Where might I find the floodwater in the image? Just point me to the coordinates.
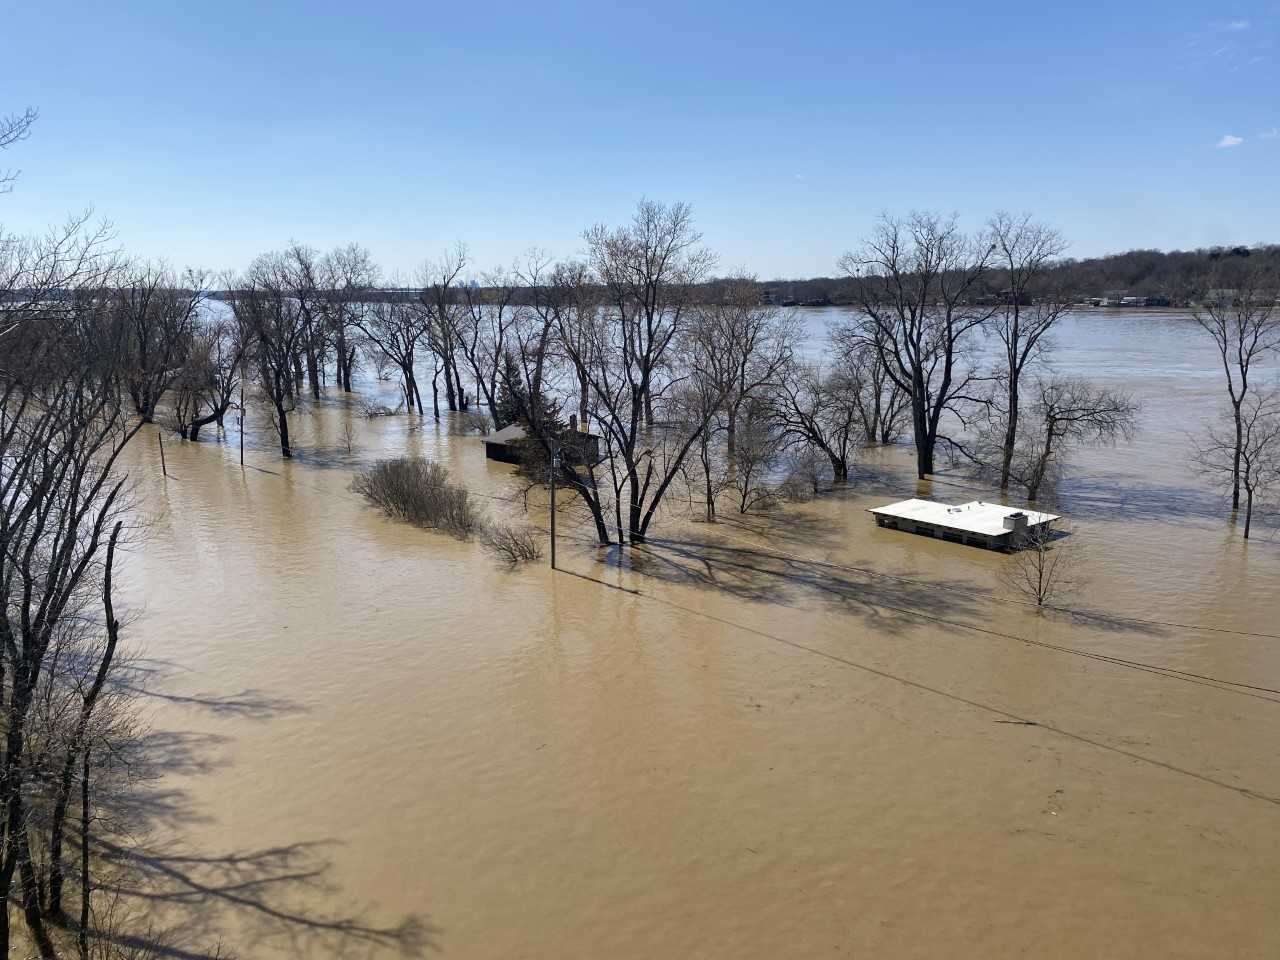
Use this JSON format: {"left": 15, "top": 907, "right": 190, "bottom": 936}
{"left": 113, "top": 310, "right": 1280, "bottom": 958}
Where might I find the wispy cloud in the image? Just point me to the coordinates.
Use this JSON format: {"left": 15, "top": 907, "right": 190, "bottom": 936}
{"left": 1217, "top": 134, "right": 1245, "bottom": 147}
{"left": 1260, "top": 128, "right": 1280, "bottom": 140}
{"left": 1214, "top": 18, "right": 1251, "bottom": 30}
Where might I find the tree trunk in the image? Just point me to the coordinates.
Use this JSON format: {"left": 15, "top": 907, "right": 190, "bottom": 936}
{"left": 306, "top": 343, "right": 321, "bottom": 401}
{"left": 1000, "top": 376, "right": 1019, "bottom": 490}
{"left": 335, "top": 325, "right": 349, "bottom": 392}
{"left": 1232, "top": 405, "right": 1243, "bottom": 511}
{"left": 911, "top": 385, "right": 932, "bottom": 478}
{"left": 402, "top": 368, "right": 416, "bottom": 412}
{"left": 443, "top": 356, "right": 458, "bottom": 411}
{"left": 276, "top": 399, "right": 292, "bottom": 458}
{"left": 47, "top": 753, "right": 76, "bottom": 921}
{"left": 78, "top": 746, "right": 90, "bottom": 960}
{"left": 1244, "top": 489, "right": 1253, "bottom": 539}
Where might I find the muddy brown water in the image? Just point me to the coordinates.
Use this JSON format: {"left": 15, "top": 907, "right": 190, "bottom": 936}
{"left": 113, "top": 310, "right": 1280, "bottom": 958}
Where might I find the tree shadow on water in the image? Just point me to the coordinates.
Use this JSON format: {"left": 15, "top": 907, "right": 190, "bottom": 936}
{"left": 82, "top": 667, "right": 439, "bottom": 958}
{"left": 93, "top": 836, "right": 436, "bottom": 959}
{"left": 623, "top": 534, "right": 988, "bottom": 638}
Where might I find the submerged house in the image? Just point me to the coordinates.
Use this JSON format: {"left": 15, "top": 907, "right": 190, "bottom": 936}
{"left": 869, "top": 499, "right": 1059, "bottom": 550}
{"left": 483, "top": 419, "right": 602, "bottom": 467}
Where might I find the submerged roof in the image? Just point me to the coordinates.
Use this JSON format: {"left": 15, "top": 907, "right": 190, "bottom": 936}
{"left": 869, "top": 499, "right": 1060, "bottom": 537}
{"left": 485, "top": 423, "right": 528, "bottom": 445}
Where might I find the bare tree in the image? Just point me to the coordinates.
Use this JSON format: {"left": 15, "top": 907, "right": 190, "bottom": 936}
{"left": 544, "top": 259, "right": 602, "bottom": 431}
{"left": 114, "top": 264, "right": 208, "bottom": 422}
{"left": 690, "top": 276, "right": 795, "bottom": 457}
{"left": 283, "top": 243, "right": 327, "bottom": 401}
{"left": 1194, "top": 390, "right": 1280, "bottom": 539}
{"left": 319, "top": 244, "right": 378, "bottom": 392}
{"left": 228, "top": 253, "right": 308, "bottom": 457}
{"left": 0, "top": 282, "right": 141, "bottom": 955}
{"left": 171, "top": 313, "right": 250, "bottom": 441}
{"left": 770, "top": 359, "right": 862, "bottom": 483}
{"left": 458, "top": 265, "right": 518, "bottom": 420}
{"left": 1191, "top": 275, "right": 1279, "bottom": 512}
{"left": 586, "top": 198, "right": 716, "bottom": 430}
{"left": 1009, "top": 377, "right": 1138, "bottom": 501}
{"left": 575, "top": 200, "right": 721, "bottom": 542}
{"left": 839, "top": 213, "right": 997, "bottom": 478}
{"left": 989, "top": 212, "right": 1070, "bottom": 488}
{"left": 418, "top": 244, "right": 469, "bottom": 412}
{"left": 831, "top": 326, "right": 909, "bottom": 445}
{"left": 354, "top": 299, "right": 428, "bottom": 415}
{"left": 1002, "top": 519, "right": 1076, "bottom": 606}
{"left": 0, "top": 106, "right": 38, "bottom": 192}
{"left": 730, "top": 404, "right": 781, "bottom": 514}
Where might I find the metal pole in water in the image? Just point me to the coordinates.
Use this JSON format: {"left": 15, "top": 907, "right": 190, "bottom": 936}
{"left": 157, "top": 429, "right": 168, "bottom": 478}
{"left": 550, "top": 446, "right": 560, "bottom": 570}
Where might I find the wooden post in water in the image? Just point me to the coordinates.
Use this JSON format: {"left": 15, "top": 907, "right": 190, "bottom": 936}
{"left": 549, "top": 446, "right": 560, "bottom": 570}
{"left": 157, "top": 429, "right": 168, "bottom": 478}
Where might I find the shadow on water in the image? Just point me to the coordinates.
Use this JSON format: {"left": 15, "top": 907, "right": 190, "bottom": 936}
{"left": 84, "top": 665, "right": 438, "bottom": 958}
{"left": 619, "top": 534, "right": 988, "bottom": 638}
{"left": 1058, "top": 472, "right": 1228, "bottom": 524}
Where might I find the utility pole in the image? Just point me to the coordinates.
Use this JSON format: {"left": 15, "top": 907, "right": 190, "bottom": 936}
{"left": 549, "top": 446, "right": 560, "bottom": 570}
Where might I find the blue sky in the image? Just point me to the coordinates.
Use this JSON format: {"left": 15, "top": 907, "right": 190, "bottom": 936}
{"left": 2, "top": 0, "right": 1277, "bottom": 279}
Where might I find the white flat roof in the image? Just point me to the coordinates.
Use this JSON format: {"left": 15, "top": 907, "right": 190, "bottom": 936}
{"left": 868, "top": 499, "right": 1060, "bottom": 537}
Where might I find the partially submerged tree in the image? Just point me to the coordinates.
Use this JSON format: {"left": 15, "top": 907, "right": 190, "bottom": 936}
{"left": 988, "top": 213, "right": 1070, "bottom": 489}
{"left": 573, "top": 200, "right": 724, "bottom": 542}
{"left": 1191, "top": 275, "right": 1279, "bottom": 512}
{"left": 418, "top": 244, "right": 469, "bottom": 412}
{"left": 171, "top": 313, "right": 249, "bottom": 441}
{"left": 355, "top": 299, "right": 428, "bottom": 415}
{"left": 770, "top": 359, "right": 862, "bottom": 483}
{"left": 320, "top": 243, "right": 378, "bottom": 392}
{"left": 283, "top": 243, "right": 327, "bottom": 401}
{"left": 1008, "top": 377, "right": 1138, "bottom": 501}
{"left": 114, "top": 264, "right": 208, "bottom": 422}
{"left": 1002, "top": 519, "right": 1076, "bottom": 607}
{"left": 228, "top": 253, "right": 308, "bottom": 457}
{"left": 457, "top": 266, "right": 518, "bottom": 420}
{"left": 839, "top": 213, "right": 997, "bottom": 478}
{"left": 1194, "top": 390, "right": 1280, "bottom": 539}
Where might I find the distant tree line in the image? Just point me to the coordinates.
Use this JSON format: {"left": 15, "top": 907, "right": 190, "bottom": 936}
{"left": 759, "top": 242, "right": 1280, "bottom": 307}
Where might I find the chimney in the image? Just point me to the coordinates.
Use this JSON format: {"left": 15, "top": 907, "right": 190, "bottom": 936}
{"left": 1002, "top": 512, "right": 1028, "bottom": 535}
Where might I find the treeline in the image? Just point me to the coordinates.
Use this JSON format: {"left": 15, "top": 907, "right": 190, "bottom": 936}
{"left": 761, "top": 242, "right": 1280, "bottom": 306}
{"left": 201, "top": 240, "right": 1280, "bottom": 310}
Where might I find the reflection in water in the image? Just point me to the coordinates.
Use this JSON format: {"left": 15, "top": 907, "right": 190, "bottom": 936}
{"left": 116, "top": 312, "right": 1280, "bottom": 958}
